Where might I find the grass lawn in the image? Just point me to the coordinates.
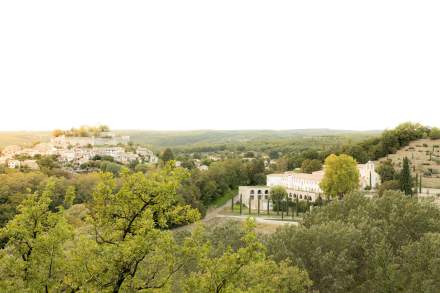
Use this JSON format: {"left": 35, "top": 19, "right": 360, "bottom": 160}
{"left": 211, "top": 189, "right": 237, "bottom": 208}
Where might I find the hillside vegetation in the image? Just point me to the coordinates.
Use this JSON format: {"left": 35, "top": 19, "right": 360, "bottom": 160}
{"left": 378, "top": 138, "right": 440, "bottom": 188}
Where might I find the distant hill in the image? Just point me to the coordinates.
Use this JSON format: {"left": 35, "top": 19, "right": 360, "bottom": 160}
{"left": 378, "top": 138, "right": 440, "bottom": 188}
{"left": 0, "top": 129, "right": 381, "bottom": 150}
{"left": 115, "top": 129, "right": 381, "bottom": 149}
{"left": 0, "top": 131, "right": 51, "bottom": 147}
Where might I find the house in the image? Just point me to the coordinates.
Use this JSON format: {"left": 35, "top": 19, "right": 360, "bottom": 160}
{"left": 136, "top": 147, "right": 159, "bottom": 163}
{"left": 3, "top": 145, "right": 21, "bottom": 156}
{"left": 7, "top": 160, "right": 21, "bottom": 169}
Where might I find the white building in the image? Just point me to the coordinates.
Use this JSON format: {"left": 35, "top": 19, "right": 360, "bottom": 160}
{"left": 51, "top": 133, "right": 130, "bottom": 148}
{"left": 136, "top": 147, "right": 159, "bottom": 163}
{"left": 7, "top": 160, "right": 21, "bottom": 169}
{"left": 239, "top": 161, "right": 380, "bottom": 210}
{"left": 198, "top": 165, "right": 209, "bottom": 171}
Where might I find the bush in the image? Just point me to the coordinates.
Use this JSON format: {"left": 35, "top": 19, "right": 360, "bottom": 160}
{"left": 378, "top": 180, "right": 400, "bottom": 196}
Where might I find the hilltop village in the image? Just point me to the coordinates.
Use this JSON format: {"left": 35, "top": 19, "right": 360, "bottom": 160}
{"left": 0, "top": 127, "right": 158, "bottom": 172}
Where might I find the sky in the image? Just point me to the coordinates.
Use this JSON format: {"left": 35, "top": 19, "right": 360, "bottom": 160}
{"left": 0, "top": 1, "right": 439, "bottom": 131}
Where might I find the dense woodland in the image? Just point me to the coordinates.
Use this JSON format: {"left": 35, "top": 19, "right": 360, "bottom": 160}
{"left": 1, "top": 123, "right": 440, "bottom": 292}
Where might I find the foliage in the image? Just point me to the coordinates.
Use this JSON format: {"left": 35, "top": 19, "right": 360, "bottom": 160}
{"left": 66, "top": 165, "right": 199, "bottom": 292}
{"left": 300, "top": 159, "right": 322, "bottom": 173}
{"left": 267, "top": 191, "right": 440, "bottom": 292}
{"left": 183, "top": 159, "right": 265, "bottom": 208}
{"left": 0, "top": 179, "right": 73, "bottom": 292}
{"left": 161, "top": 148, "right": 175, "bottom": 163}
{"left": 52, "top": 125, "right": 110, "bottom": 137}
{"left": 376, "top": 159, "right": 396, "bottom": 182}
{"left": 378, "top": 180, "right": 400, "bottom": 196}
{"left": 270, "top": 185, "right": 287, "bottom": 202}
{"left": 183, "top": 219, "right": 312, "bottom": 293}
{"left": 399, "top": 157, "right": 413, "bottom": 196}
{"left": 267, "top": 221, "right": 363, "bottom": 292}
{"left": 0, "top": 171, "right": 48, "bottom": 227}
{"left": 320, "top": 154, "right": 360, "bottom": 199}
{"left": 430, "top": 127, "right": 440, "bottom": 140}
{"left": 395, "top": 233, "right": 440, "bottom": 292}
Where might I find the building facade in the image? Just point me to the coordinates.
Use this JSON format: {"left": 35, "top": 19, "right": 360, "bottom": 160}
{"left": 238, "top": 161, "right": 380, "bottom": 210}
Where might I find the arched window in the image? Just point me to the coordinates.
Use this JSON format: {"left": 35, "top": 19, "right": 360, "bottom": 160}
{"left": 299, "top": 195, "right": 303, "bottom": 199}
{"left": 265, "top": 190, "right": 269, "bottom": 195}
{"left": 250, "top": 190, "right": 254, "bottom": 195}
{"left": 258, "top": 190, "right": 262, "bottom": 194}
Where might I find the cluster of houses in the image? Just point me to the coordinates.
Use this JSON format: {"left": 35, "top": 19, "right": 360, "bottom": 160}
{"left": 238, "top": 161, "right": 380, "bottom": 210}
{"left": 0, "top": 132, "right": 159, "bottom": 170}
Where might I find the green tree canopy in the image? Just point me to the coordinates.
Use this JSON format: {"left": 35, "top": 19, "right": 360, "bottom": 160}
{"left": 319, "top": 154, "right": 360, "bottom": 199}
{"left": 183, "top": 219, "right": 312, "bottom": 293}
{"left": 300, "top": 159, "right": 322, "bottom": 173}
{"left": 0, "top": 179, "right": 73, "bottom": 292}
{"left": 270, "top": 185, "right": 288, "bottom": 202}
{"left": 376, "top": 159, "right": 396, "bottom": 182}
{"left": 430, "top": 127, "right": 440, "bottom": 139}
{"left": 66, "top": 165, "right": 200, "bottom": 292}
{"left": 161, "top": 148, "right": 175, "bottom": 163}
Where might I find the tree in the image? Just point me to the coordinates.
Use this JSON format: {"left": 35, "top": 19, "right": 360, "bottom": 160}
{"left": 51, "top": 129, "right": 64, "bottom": 137}
{"left": 183, "top": 219, "right": 312, "bottom": 293}
{"left": 161, "top": 148, "right": 175, "bottom": 163}
{"left": 300, "top": 159, "right": 322, "bottom": 173}
{"left": 376, "top": 159, "right": 396, "bottom": 182}
{"left": 269, "top": 150, "right": 280, "bottom": 159}
{"left": 319, "top": 154, "right": 360, "bottom": 199}
{"left": 345, "top": 144, "right": 369, "bottom": 164}
{"left": 399, "top": 157, "right": 413, "bottom": 196}
{"left": 0, "top": 179, "right": 73, "bottom": 292}
{"left": 268, "top": 191, "right": 440, "bottom": 292}
{"left": 267, "top": 221, "right": 363, "bottom": 293}
{"left": 395, "top": 233, "right": 440, "bottom": 293}
{"left": 430, "top": 127, "right": 440, "bottom": 139}
{"left": 65, "top": 165, "right": 200, "bottom": 292}
{"left": 378, "top": 180, "right": 400, "bottom": 196}
{"left": 270, "top": 186, "right": 287, "bottom": 214}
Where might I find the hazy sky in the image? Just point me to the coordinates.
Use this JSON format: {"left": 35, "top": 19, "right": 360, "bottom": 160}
{"left": 0, "top": 1, "right": 439, "bottom": 131}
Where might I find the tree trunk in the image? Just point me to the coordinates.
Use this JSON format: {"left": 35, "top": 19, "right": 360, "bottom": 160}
{"left": 113, "top": 273, "right": 126, "bottom": 293}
